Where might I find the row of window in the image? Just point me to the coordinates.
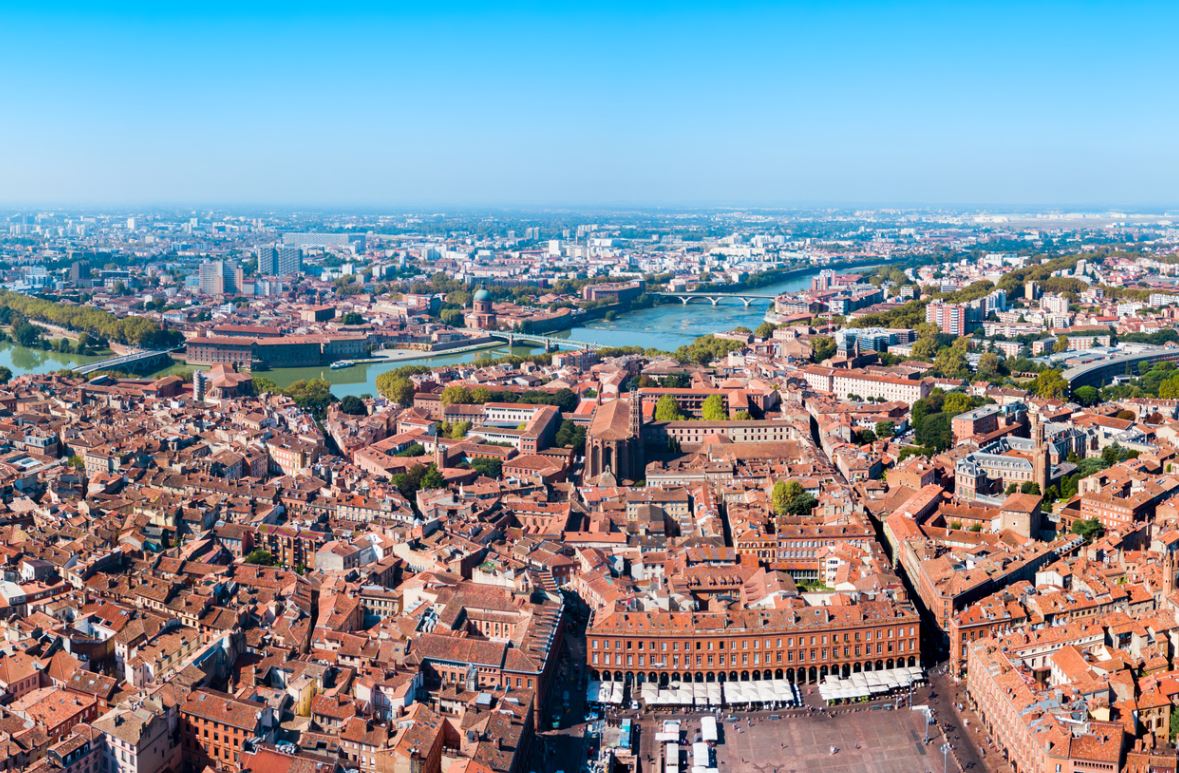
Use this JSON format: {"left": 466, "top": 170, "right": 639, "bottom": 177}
{"left": 592, "top": 626, "right": 916, "bottom": 651}
{"left": 591, "top": 639, "right": 913, "bottom": 667}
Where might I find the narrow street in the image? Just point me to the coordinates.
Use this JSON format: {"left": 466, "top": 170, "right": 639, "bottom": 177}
{"left": 808, "top": 411, "right": 995, "bottom": 772}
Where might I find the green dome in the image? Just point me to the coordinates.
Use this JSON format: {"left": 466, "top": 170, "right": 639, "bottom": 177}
{"left": 473, "top": 288, "right": 491, "bottom": 302}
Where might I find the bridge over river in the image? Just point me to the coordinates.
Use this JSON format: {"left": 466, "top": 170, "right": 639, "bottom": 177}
{"left": 73, "top": 348, "right": 178, "bottom": 376}
{"left": 488, "top": 332, "right": 601, "bottom": 351}
{"left": 651, "top": 291, "right": 779, "bottom": 307}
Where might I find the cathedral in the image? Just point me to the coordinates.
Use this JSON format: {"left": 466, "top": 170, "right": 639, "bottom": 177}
{"left": 585, "top": 393, "right": 643, "bottom": 484}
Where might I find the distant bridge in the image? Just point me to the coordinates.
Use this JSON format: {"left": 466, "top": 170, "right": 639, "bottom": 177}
{"left": 652, "top": 291, "right": 779, "bottom": 307}
{"left": 489, "top": 332, "right": 601, "bottom": 351}
{"left": 74, "top": 347, "right": 178, "bottom": 376}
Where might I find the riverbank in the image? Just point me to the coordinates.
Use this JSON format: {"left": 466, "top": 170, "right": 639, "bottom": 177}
{"left": 691, "top": 258, "right": 884, "bottom": 294}
{"left": 0, "top": 263, "right": 840, "bottom": 397}
{"left": 370, "top": 340, "right": 504, "bottom": 362}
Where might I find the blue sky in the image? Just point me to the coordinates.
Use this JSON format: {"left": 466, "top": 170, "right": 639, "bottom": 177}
{"left": 1, "top": 1, "right": 1177, "bottom": 208}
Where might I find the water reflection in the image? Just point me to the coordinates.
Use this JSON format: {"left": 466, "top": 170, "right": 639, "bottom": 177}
{"left": 1, "top": 267, "right": 838, "bottom": 398}
{"left": 0, "top": 341, "right": 105, "bottom": 374}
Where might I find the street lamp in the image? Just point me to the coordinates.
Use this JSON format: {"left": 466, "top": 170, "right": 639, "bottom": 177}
{"left": 941, "top": 742, "right": 951, "bottom": 773}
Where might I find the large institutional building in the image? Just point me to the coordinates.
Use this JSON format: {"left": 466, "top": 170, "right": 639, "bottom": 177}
{"left": 587, "top": 602, "right": 921, "bottom": 687}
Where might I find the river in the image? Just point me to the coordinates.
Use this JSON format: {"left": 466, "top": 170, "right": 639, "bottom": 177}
{"left": 0, "top": 267, "right": 831, "bottom": 398}
{"left": 263, "top": 268, "right": 824, "bottom": 397}
{"left": 0, "top": 340, "right": 108, "bottom": 376}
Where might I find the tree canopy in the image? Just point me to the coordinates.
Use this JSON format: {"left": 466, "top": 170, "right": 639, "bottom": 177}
{"left": 772, "top": 479, "right": 818, "bottom": 516}
{"left": 701, "top": 394, "right": 727, "bottom": 421}
{"left": 672, "top": 335, "right": 746, "bottom": 365}
{"left": 654, "top": 395, "right": 685, "bottom": 422}
{"left": 809, "top": 336, "right": 837, "bottom": 363}
{"left": 0, "top": 289, "right": 181, "bottom": 348}
{"left": 1033, "top": 369, "right": 1069, "bottom": 399}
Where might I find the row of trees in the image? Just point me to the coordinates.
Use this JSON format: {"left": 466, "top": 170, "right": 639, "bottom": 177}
{"left": 672, "top": 335, "right": 746, "bottom": 365}
{"left": 438, "top": 384, "right": 579, "bottom": 412}
{"left": 253, "top": 377, "right": 336, "bottom": 419}
{"left": 0, "top": 290, "right": 181, "bottom": 348}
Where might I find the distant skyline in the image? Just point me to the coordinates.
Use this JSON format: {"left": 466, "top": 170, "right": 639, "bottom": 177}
{"left": 2, "top": 1, "right": 1178, "bottom": 208}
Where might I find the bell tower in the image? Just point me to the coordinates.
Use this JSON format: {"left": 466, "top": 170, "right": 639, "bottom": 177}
{"left": 1029, "top": 409, "right": 1049, "bottom": 493}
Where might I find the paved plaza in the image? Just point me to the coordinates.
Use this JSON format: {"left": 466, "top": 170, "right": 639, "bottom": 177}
{"left": 715, "top": 707, "right": 951, "bottom": 773}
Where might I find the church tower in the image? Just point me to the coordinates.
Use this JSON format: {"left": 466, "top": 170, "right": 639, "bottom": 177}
{"left": 630, "top": 390, "right": 643, "bottom": 441}
{"left": 1029, "top": 409, "right": 1050, "bottom": 494}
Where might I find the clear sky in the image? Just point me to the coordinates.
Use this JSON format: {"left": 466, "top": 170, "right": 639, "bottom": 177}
{"left": 2, "top": 1, "right": 1177, "bottom": 209}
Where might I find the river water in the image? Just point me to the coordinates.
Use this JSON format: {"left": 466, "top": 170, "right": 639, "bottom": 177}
{"left": 261, "top": 269, "right": 821, "bottom": 397}
{"left": 1, "top": 268, "right": 826, "bottom": 398}
{"left": 0, "top": 340, "right": 107, "bottom": 376}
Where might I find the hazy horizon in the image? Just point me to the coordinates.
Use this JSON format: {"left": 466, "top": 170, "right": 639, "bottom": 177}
{"left": 3, "top": 1, "right": 1178, "bottom": 208}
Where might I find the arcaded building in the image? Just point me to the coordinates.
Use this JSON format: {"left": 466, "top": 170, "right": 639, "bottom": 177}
{"left": 587, "top": 601, "right": 920, "bottom": 686}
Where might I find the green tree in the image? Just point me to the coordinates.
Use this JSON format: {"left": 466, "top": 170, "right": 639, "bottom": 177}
{"left": 915, "top": 413, "right": 952, "bottom": 452}
{"left": 282, "top": 378, "right": 335, "bottom": 419}
{"left": 701, "top": 394, "right": 727, "bottom": 421}
{"left": 654, "top": 395, "right": 685, "bottom": 422}
{"left": 470, "top": 457, "right": 503, "bottom": 478}
{"left": 809, "top": 336, "right": 837, "bottom": 363}
{"left": 12, "top": 319, "right": 42, "bottom": 347}
{"left": 1019, "top": 482, "right": 1041, "bottom": 495}
{"left": 773, "top": 479, "right": 817, "bottom": 516}
{"left": 911, "top": 329, "right": 940, "bottom": 360}
{"left": 1070, "top": 518, "right": 1105, "bottom": 543}
{"left": 244, "top": 549, "right": 275, "bottom": 566}
{"left": 340, "top": 312, "right": 365, "bottom": 325}
{"left": 376, "top": 372, "right": 416, "bottom": 405}
{"left": 787, "top": 491, "right": 818, "bottom": 516}
{"left": 933, "top": 338, "right": 970, "bottom": 378}
{"left": 771, "top": 480, "right": 791, "bottom": 516}
{"left": 0, "top": 365, "right": 11, "bottom": 385}
{"left": 874, "top": 421, "right": 895, "bottom": 438}
{"left": 912, "top": 390, "right": 945, "bottom": 426}
{"left": 338, "top": 395, "right": 367, "bottom": 416}
{"left": 447, "top": 420, "right": 472, "bottom": 439}
{"left": 440, "top": 384, "right": 475, "bottom": 405}
{"left": 754, "top": 322, "right": 777, "bottom": 339}
{"left": 976, "top": 351, "right": 1003, "bottom": 382}
{"left": 419, "top": 464, "right": 446, "bottom": 489}
{"left": 555, "top": 420, "right": 587, "bottom": 452}
{"left": 439, "top": 308, "right": 464, "bottom": 327}
{"left": 1072, "top": 385, "right": 1100, "bottom": 406}
{"left": 1034, "top": 369, "right": 1069, "bottom": 400}
{"left": 1159, "top": 375, "right": 1179, "bottom": 399}
{"left": 672, "top": 335, "right": 745, "bottom": 365}
{"left": 942, "top": 391, "right": 973, "bottom": 416}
